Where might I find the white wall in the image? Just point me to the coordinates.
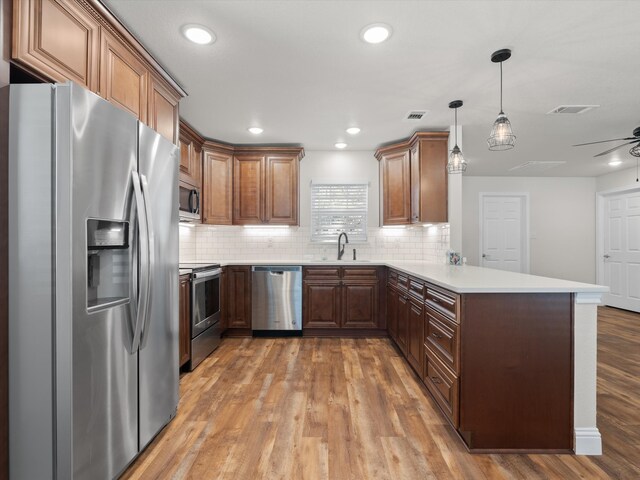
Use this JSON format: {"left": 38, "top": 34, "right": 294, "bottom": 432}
{"left": 299, "top": 150, "right": 380, "bottom": 227}
{"left": 462, "top": 176, "right": 596, "bottom": 283}
{"left": 596, "top": 165, "right": 639, "bottom": 192}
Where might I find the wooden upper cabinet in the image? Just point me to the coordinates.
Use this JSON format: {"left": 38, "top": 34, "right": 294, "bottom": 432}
{"left": 381, "top": 150, "right": 411, "bottom": 225}
{"left": 265, "top": 155, "right": 298, "bottom": 225}
{"left": 149, "top": 74, "right": 179, "bottom": 144}
{"left": 99, "top": 30, "right": 148, "bottom": 123}
{"left": 13, "top": 0, "right": 100, "bottom": 89}
{"left": 376, "top": 132, "right": 449, "bottom": 226}
{"left": 179, "top": 121, "right": 204, "bottom": 187}
{"left": 202, "top": 148, "right": 233, "bottom": 225}
{"left": 233, "top": 154, "right": 265, "bottom": 225}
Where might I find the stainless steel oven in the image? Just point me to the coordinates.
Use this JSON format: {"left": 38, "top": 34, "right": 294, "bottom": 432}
{"left": 183, "top": 264, "right": 222, "bottom": 369}
{"left": 179, "top": 184, "right": 200, "bottom": 222}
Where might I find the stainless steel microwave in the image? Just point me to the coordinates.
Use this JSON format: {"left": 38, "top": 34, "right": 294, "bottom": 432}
{"left": 179, "top": 184, "right": 200, "bottom": 222}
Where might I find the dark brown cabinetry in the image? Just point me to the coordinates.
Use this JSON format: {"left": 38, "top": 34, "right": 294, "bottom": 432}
{"left": 226, "top": 266, "right": 252, "bottom": 330}
{"left": 303, "top": 266, "right": 384, "bottom": 334}
{"left": 12, "top": 0, "right": 186, "bottom": 142}
{"left": 233, "top": 152, "right": 300, "bottom": 225}
{"left": 407, "top": 297, "right": 424, "bottom": 374}
{"left": 202, "top": 145, "right": 233, "bottom": 225}
{"left": 376, "top": 132, "right": 449, "bottom": 226}
{"left": 178, "top": 274, "right": 191, "bottom": 368}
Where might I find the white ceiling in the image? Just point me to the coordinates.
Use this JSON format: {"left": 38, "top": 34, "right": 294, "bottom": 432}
{"left": 104, "top": 0, "right": 640, "bottom": 177}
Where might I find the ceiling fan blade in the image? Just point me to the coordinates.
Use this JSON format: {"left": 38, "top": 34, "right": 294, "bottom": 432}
{"left": 573, "top": 137, "right": 636, "bottom": 147}
{"left": 594, "top": 140, "right": 640, "bottom": 157}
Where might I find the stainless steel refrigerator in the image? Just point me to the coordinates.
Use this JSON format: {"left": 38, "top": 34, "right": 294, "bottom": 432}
{"left": 7, "top": 83, "right": 179, "bottom": 479}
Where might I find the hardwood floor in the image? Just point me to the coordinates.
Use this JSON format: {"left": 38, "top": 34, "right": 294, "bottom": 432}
{"left": 122, "top": 306, "right": 640, "bottom": 479}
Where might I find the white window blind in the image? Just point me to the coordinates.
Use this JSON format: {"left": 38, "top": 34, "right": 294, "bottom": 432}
{"left": 311, "top": 183, "right": 368, "bottom": 243}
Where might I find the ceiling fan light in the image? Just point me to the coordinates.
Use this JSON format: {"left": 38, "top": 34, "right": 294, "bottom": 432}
{"left": 447, "top": 145, "right": 467, "bottom": 173}
{"left": 487, "top": 113, "right": 516, "bottom": 151}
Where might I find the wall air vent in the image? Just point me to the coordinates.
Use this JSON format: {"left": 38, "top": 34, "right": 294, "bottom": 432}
{"left": 546, "top": 105, "right": 599, "bottom": 115}
{"left": 405, "top": 110, "right": 428, "bottom": 121}
{"left": 509, "top": 161, "right": 566, "bottom": 173}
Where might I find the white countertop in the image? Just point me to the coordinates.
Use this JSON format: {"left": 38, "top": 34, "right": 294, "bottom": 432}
{"left": 209, "top": 260, "right": 608, "bottom": 294}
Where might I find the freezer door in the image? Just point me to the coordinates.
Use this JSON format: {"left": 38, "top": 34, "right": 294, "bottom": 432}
{"left": 68, "top": 85, "right": 140, "bottom": 479}
{"left": 137, "top": 122, "right": 179, "bottom": 449}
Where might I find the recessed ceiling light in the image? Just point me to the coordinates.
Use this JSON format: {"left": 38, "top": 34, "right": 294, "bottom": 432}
{"left": 335, "top": 142, "right": 347, "bottom": 149}
{"left": 360, "top": 23, "right": 392, "bottom": 44}
{"left": 346, "top": 127, "right": 361, "bottom": 135}
{"left": 608, "top": 159, "right": 622, "bottom": 166}
{"left": 248, "top": 127, "right": 264, "bottom": 135}
{"left": 181, "top": 24, "right": 216, "bottom": 45}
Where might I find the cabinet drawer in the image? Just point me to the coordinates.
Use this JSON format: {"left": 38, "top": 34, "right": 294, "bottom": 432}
{"left": 343, "top": 267, "right": 378, "bottom": 280}
{"left": 424, "top": 307, "right": 459, "bottom": 374}
{"left": 409, "top": 278, "right": 425, "bottom": 300}
{"left": 424, "top": 345, "right": 459, "bottom": 427}
{"left": 304, "top": 267, "right": 340, "bottom": 279}
{"left": 425, "top": 286, "right": 459, "bottom": 322}
{"left": 388, "top": 269, "right": 398, "bottom": 286}
{"left": 397, "top": 274, "right": 409, "bottom": 291}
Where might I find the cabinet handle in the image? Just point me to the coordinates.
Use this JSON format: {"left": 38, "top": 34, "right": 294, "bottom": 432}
{"left": 432, "top": 332, "right": 442, "bottom": 339}
{"left": 432, "top": 297, "right": 439, "bottom": 303}
{"left": 431, "top": 376, "right": 441, "bottom": 384}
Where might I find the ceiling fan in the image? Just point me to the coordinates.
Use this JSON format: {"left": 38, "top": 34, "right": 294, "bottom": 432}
{"left": 573, "top": 126, "right": 640, "bottom": 157}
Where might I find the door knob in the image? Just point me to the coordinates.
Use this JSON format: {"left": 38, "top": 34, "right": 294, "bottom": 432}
{"left": 603, "top": 254, "right": 610, "bottom": 259}
{"left": 482, "top": 253, "right": 487, "bottom": 258}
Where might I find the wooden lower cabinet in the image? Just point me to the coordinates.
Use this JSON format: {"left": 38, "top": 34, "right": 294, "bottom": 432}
{"left": 227, "top": 266, "right": 251, "bottom": 329}
{"left": 303, "top": 281, "right": 341, "bottom": 328}
{"left": 302, "top": 267, "right": 383, "bottom": 332}
{"left": 178, "top": 274, "right": 191, "bottom": 368}
{"left": 407, "top": 297, "right": 424, "bottom": 374}
{"left": 386, "top": 285, "right": 398, "bottom": 341}
{"left": 396, "top": 293, "right": 409, "bottom": 355}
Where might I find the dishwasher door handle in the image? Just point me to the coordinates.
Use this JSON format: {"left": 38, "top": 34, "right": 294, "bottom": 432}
{"left": 269, "top": 271, "right": 284, "bottom": 276}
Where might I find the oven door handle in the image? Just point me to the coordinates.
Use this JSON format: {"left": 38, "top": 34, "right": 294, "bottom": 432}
{"left": 192, "top": 268, "right": 222, "bottom": 281}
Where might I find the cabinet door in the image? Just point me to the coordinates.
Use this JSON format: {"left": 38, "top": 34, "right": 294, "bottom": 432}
{"left": 178, "top": 275, "right": 191, "bottom": 368}
{"left": 227, "top": 266, "right": 251, "bottom": 328}
{"left": 387, "top": 286, "right": 398, "bottom": 342}
{"left": 148, "top": 74, "right": 179, "bottom": 144}
{"left": 382, "top": 150, "right": 411, "bottom": 225}
{"left": 220, "top": 267, "right": 227, "bottom": 332}
{"left": 202, "top": 150, "right": 233, "bottom": 225}
{"left": 265, "top": 155, "right": 298, "bottom": 225}
{"left": 397, "top": 293, "right": 409, "bottom": 355}
{"left": 410, "top": 144, "right": 420, "bottom": 224}
{"left": 13, "top": 0, "right": 100, "bottom": 90}
{"left": 179, "top": 139, "right": 192, "bottom": 178}
{"left": 417, "top": 138, "right": 448, "bottom": 223}
{"left": 342, "top": 281, "right": 378, "bottom": 329}
{"left": 99, "top": 30, "right": 148, "bottom": 123}
{"left": 407, "top": 298, "right": 424, "bottom": 375}
{"left": 303, "top": 280, "right": 341, "bottom": 329}
{"left": 233, "top": 154, "right": 264, "bottom": 224}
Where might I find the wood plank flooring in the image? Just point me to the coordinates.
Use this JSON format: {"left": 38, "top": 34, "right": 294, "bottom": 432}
{"left": 122, "top": 306, "right": 640, "bottom": 479}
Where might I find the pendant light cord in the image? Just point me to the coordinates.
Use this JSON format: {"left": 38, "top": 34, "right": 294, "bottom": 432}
{"left": 636, "top": 157, "right": 638, "bottom": 182}
{"left": 500, "top": 61, "right": 503, "bottom": 114}
{"left": 454, "top": 107, "right": 458, "bottom": 146}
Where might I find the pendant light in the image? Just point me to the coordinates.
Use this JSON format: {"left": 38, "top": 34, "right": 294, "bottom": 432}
{"left": 447, "top": 100, "right": 467, "bottom": 174}
{"left": 487, "top": 49, "right": 516, "bottom": 151}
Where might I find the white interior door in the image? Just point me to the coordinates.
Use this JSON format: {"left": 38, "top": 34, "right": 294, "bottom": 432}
{"left": 480, "top": 195, "right": 527, "bottom": 273}
{"left": 602, "top": 191, "right": 640, "bottom": 312}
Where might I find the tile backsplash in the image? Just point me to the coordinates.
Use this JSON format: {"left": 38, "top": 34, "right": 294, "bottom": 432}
{"left": 179, "top": 224, "right": 450, "bottom": 264}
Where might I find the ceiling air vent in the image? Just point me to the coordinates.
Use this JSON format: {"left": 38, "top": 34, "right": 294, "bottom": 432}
{"left": 509, "top": 161, "right": 566, "bottom": 173}
{"left": 547, "top": 105, "right": 599, "bottom": 115}
{"left": 405, "top": 110, "right": 428, "bottom": 121}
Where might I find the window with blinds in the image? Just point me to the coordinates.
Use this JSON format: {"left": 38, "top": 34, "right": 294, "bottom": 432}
{"left": 310, "top": 183, "right": 368, "bottom": 243}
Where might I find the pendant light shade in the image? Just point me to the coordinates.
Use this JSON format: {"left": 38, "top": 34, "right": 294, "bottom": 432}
{"left": 487, "top": 49, "right": 516, "bottom": 151}
{"left": 447, "top": 100, "right": 467, "bottom": 174}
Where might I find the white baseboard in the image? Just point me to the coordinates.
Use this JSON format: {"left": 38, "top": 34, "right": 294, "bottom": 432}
{"left": 574, "top": 427, "right": 602, "bottom": 455}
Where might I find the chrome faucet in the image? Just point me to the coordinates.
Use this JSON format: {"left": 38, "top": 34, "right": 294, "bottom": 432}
{"left": 337, "top": 232, "right": 349, "bottom": 260}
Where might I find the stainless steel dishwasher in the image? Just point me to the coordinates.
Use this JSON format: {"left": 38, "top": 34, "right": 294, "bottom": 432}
{"left": 251, "top": 266, "right": 302, "bottom": 333}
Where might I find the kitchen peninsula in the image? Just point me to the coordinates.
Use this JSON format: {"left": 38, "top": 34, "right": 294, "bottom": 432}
{"left": 207, "top": 260, "right": 606, "bottom": 454}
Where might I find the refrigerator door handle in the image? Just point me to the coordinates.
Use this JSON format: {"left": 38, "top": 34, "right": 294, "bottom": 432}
{"left": 131, "top": 170, "right": 150, "bottom": 352}
{"left": 139, "top": 173, "right": 155, "bottom": 349}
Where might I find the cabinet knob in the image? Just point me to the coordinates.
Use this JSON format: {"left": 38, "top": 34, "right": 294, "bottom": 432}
{"left": 431, "top": 376, "right": 441, "bottom": 384}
